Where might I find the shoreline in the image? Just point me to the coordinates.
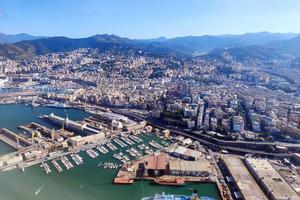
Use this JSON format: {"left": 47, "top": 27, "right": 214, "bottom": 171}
{"left": 2, "top": 103, "right": 220, "bottom": 200}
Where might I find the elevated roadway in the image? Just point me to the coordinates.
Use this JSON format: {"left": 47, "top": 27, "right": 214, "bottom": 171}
{"left": 111, "top": 108, "right": 297, "bottom": 158}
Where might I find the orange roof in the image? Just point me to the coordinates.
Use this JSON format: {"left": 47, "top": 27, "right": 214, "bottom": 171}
{"left": 147, "top": 155, "right": 157, "bottom": 170}
{"left": 147, "top": 154, "right": 167, "bottom": 170}
{"left": 157, "top": 154, "right": 167, "bottom": 170}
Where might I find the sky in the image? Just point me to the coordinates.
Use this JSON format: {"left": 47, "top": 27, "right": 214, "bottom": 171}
{"left": 0, "top": 0, "right": 300, "bottom": 39}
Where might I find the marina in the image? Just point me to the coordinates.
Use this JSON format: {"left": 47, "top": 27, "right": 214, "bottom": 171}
{"left": 96, "top": 145, "right": 109, "bottom": 154}
{"left": 106, "top": 142, "right": 118, "bottom": 151}
{"left": 41, "top": 162, "right": 51, "bottom": 174}
{"left": 70, "top": 153, "right": 84, "bottom": 165}
{"left": 86, "top": 149, "right": 99, "bottom": 159}
{"left": 113, "top": 138, "right": 127, "bottom": 148}
{"left": 52, "top": 159, "right": 63, "bottom": 172}
{"left": 61, "top": 156, "right": 74, "bottom": 170}
{"left": 129, "top": 135, "right": 143, "bottom": 143}
{"left": 0, "top": 104, "right": 221, "bottom": 200}
{"left": 97, "top": 162, "right": 121, "bottom": 169}
{"left": 120, "top": 136, "right": 135, "bottom": 145}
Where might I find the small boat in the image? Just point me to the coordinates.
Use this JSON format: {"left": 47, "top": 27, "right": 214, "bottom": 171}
{"left": 32, "top": 103, "right": 40, "bottom": 108}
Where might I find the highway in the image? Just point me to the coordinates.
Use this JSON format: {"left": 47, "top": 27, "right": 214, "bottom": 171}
{"left": 111, "top": 108, "right": 295, "bottom": 158}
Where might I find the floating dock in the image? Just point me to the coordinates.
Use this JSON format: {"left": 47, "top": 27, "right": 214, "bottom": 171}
{"left": 0, "top": 128, "right": 31, "bottom": 149}
{"left": 41, "top": 162, "right": 51, "bottom": 174}
{"left": 113, "top": 138, "right": 127, "bottom": 148}
{"left": 51, "top": 159, "right": 63, "bottom": 173}
{"left": 70, "top": 153, "right": 83, "bottom": 165}
{"left": 60, "top": 156, "right": 74, "bottom": 170}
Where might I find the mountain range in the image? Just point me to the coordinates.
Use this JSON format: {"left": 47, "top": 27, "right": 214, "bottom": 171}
{"left": 0, "top": 33, "right": 44, "bottom": 44}
{"left": 0, "top": 32, "right": 300, "bottom": 61}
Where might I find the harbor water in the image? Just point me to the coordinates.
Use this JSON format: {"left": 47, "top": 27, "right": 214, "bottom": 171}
{"left": 0, "top": 104, "right": 221, "bottom": 200}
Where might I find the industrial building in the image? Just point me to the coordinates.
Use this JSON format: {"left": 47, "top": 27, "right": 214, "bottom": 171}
{"left": 93, "top": 111, "right": 130, "bottom": 123}
{"left": 93, "top": 111, "right": 146, "bottom": 131}
{"left": 168, "top": 159, "right": 212, "bottom": 177}
{"left": 46, "top": 113, "right": 104, "bottom": 136}
{"left": 68, "top": 133, "right": 105, "bottom": 147}
{"left": 142, "top": 153, "right": 213, "bottom": 181}
{"left": 170, "top": 145, "right": 202, "bottom": 161}
{"left": 146, "top": 154, "right": 167, "bottom": 176}
{"left": 245, "top": 158, "right": 300, "bottom": 200}
{"left": 0, "top": 154, "right": 23, "bottom": 167}
{"left": 222, "top": 157, "right": 268, "bottom": 200}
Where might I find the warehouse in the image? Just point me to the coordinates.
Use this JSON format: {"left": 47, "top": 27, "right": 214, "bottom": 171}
{"left": 222, "top": 157, "right": 268, "bottom": 200}
{"left": 168, "top": 159, "right": 212, "bottom": 177}
{"left": 170, "top": 146, "right": 202, "bottom": 161}
{"left": 146, "top": 154, "right": 167, "bottom": 177}
{"left": 245, "top": 158, "right": 300, "bottom": 200}
{"left": 0, "top": 154, "right": 23, "bottom": 166}
{"left": 69, "top": 133, "right": 105, "bottom": 146}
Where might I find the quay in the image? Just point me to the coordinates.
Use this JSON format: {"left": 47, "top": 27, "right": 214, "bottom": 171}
{"left": 0, "top": 107, "right": 226, "bottom": 199}
{"left": 41, "top": 113, "right": 104, "bottom": 136}
{"left": 113, "top": 153, "right": 214, "bottom": 184}
{"left": 18, "top": 122, "right": 73, "bottom": 139}
{"left": 221, "top": 156, "right": 268, "bottom": 200}
{"left": 0, "top": 128, "right": 31, "bottom": 149}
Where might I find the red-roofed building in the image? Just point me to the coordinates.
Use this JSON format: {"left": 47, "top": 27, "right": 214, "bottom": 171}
{"left": 157, "top": 154, "right": 167, "bottom": 170}
{"left": 146, "top": 154, "right": 167, "bottom": 176}
{"left": 147, "top": 155, "right": 157, "bottom": 170}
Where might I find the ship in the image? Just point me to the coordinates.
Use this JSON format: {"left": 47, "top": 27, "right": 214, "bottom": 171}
{"left": 45, "top": 102, "right": 72, "bottom": 109}
{"left": 113, "top": 177, "right": 134, "bottom": 184}
{"left": 141, "top": 190, "right": 216, "bottom": 200}
{"left": 153, "top": 177, "right": 185, "bottom": 186}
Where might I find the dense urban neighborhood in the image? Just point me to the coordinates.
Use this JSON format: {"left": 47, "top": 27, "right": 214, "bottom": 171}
{"left": 1, "top": 33, "right": 300, "bottom": 200}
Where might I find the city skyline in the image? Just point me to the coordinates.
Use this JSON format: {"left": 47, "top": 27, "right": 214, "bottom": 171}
{"left": 1, "top": 0, "right": 300, "bottom": 39}
{"left": 1, "top": 1, "right": 300, "bottom": 200}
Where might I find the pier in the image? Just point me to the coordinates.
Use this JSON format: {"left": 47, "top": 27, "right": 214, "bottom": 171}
{"left": 41, "top": 113, "right": 104, "bottom": 136}
{"left": 52, "top": 160, "right": 63, "bottom": 173}
{"left": 70, "top": 153, "right": 83, "bottom": 165}
{"left": 41, "top": 162, "right": 51, "bottom": 174}
{"left": 113, "top": 138, "right": 127, "bottom": 148}
{"left": 120, "top": 137, "right": 134, "bottom": 145}
{"left": 106, "top": 142, "right": 118, "bottom": 151}
{"left": 60, "top": 156, "right": 74, "bottom": 170}
{"left": 96, "top": 146, "right": 109, "bottom": 154}
{"left": 86, "top": 149, "right": 99, "bottom": 158}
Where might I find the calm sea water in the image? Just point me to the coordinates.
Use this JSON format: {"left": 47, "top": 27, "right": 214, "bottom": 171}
{"left": 0, "top": 104, "right": 221, "bottom": 200}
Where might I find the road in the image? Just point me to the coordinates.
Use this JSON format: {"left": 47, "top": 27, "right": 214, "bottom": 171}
{"left": 111, "top": 108, "right": 295, "bottom": 158}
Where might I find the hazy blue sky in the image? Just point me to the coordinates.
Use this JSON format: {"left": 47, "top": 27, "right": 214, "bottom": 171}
{"left": 0, "top": 0, "right": 299, "bottom": 38}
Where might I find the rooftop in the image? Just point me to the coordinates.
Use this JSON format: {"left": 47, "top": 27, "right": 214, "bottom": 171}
{"left": 223, "top": 157, "right": 268, "bottom": 200}
{"left": 246, "top": 158, "right": 300, "bottom": 200}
